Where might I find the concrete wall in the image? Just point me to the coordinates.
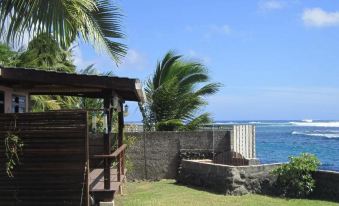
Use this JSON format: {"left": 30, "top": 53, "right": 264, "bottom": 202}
{"left": 0, "top": 85, "right": 28, "bottom": 113}
{"left": 125, "top": 131, "right": 231, "bottom": 180}
{"left": 177, "top": 159, "right": 281, "bottom": 195}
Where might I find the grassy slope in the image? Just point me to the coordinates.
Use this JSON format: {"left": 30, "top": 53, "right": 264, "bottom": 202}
{"left": 115, "top": 180, "right": 338, "bottom": 206}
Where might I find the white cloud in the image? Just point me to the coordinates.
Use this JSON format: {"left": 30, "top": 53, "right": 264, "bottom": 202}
{"left": 258, "top": 0, "right": 285, "bottom": 11}
{"left": 209, "top": 24, "right": 231, "bottom": 35}
{"left": 203, "top": 24, "right": 232, "bottom": 39}
{"left": 187, "top": 49, "right": 211, "bottom": 64}
{"left": 302, "top": 8, "right": 339, "bottom": 27}
{"left": 120, "top": 49, "right": 148, "bottom": 70}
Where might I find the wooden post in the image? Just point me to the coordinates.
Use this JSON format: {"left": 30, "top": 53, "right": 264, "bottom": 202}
{"left": 103, "top": 94, "right": 112, "bottom": 190}
{"left": 118, "top": 101, "right": 124, "bottom": 147}
{"left": 84, "top": 112, "right": 89, "bottom": 206}
{"left": 117, "top": 101, "right": 124, "bottom": 182}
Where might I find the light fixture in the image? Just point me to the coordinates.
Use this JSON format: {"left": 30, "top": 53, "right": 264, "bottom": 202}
{"left": 124, "top": 104, "right": 129, "bottom": 117}
{"left": 113, "top": 95, "right": 119, "bottom": 109}
{"left": 91, "top": 114, "right": 97, "bottom": 133}
{"left": 103, "top": 113, "right": 108, "bottom": 134}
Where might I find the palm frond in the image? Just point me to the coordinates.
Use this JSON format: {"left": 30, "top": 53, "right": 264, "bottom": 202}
{"left": 195, "top": 83, "right": 222, "bottom": 96}
{"left": 185, "top": 113, "right": 212, "bottom": 131}
{"left": 0, "top": 0, "right": 126, "bottom": 63}
{"left": 85, "top": 0, "right": 126, "bottom": 63}
{"left": 142, "top": 51, "right": 221, "bottom": 131}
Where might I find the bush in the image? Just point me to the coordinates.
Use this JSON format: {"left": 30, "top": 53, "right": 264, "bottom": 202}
{"left": 272, "top": 153, "right": 320, "bottom": 198}
{"left": 155, "top": 119, "right": 184, "bottom": 131}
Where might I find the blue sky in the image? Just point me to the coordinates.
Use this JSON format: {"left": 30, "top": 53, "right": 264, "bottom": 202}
{"left": 75, "top": 0, "right": 339, "bottom": 121}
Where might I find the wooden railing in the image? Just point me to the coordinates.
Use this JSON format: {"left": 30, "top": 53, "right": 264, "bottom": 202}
{"left": 91, "top": 144, "right": 127, "bottom": 187}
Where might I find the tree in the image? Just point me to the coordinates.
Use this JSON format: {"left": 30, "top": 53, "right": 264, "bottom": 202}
{"left": 141, "top": 51, "right": 221, "bottom": 131}
{"left": 13, "top": 34, "right": 76, "bottom": 111}
{"left": 16, "top": 33, "right": 76, "bottom": 73}
{"left": 0, "top": 43, "right": 18, "bottom": 66}
{"left": 0, "top": 0, "right": 126, "bottom": 63}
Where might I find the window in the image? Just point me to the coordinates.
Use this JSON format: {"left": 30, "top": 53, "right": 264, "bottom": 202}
{"left": 0, "top": 91, "right": 4, "bottom": 113}
{"left": 12, "top": 95, "right": 26, "bottom": 113}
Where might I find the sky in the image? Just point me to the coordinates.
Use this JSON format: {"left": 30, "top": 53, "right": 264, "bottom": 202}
{"left": 75, "top": 0, "right": 339, "bottom": 121}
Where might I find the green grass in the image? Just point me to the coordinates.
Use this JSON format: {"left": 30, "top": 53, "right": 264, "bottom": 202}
{"left": 115, "top": 180, "right": 338, "bottom": 206}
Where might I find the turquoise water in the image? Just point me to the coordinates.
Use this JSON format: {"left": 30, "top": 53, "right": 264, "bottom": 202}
{"left": 217, "top": 120, "right": 339, "bottom": 171}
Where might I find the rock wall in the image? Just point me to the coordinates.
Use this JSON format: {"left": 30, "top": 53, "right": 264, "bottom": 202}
{"left": 177, "top": 159, "right": 339, "bottom": 203}
{"left": 311, "top": 170, "right": 339, "bottom": 202}
{"left": 125, "top": 131, "right": 231, "bottom": 180}
{"left": 177, "top": 159, "right": 281, "bottom": 195}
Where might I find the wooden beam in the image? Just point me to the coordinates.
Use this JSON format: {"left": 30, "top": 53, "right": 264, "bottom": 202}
{"left": 90, "top": 144, "right": 127, "bottom": 159}
{"left": 84, "top": 112, "right": 90, "bottom": 206}
{"left": 118, "top": 101, "right": 124, "bottom": 147}
{"left": 103, "top": 92, "right": 113, "bottom": 190}
{"left": 1, "top": 67, "right": 135, "bottom": 91}
{"left": 117, "top": 101, "right": 125, "bottom": 182}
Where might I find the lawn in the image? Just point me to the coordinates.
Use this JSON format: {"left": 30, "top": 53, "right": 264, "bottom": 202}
{"left": 115, "top": 180, "right": 338, "bottom": 206}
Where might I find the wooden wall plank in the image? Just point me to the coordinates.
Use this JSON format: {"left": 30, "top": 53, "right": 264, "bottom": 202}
{"left": 0, "top": 111, "right": 88, "bottom": 206}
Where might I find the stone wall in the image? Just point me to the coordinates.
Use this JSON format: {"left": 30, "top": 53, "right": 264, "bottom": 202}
{"left": 125, "top": 131, "right": 231, "bottom": 180}
{"left": 177, "top": 159, "right": 281, "bottom": 195}
{"left": 311, "top": 170, "right": 339, "bottom": 202}
{"left": 177, "top": 159, "right": 339, "bottom": 202}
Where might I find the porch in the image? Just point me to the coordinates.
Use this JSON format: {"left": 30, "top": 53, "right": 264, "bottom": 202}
{"left": 0, "top": 66, "right": 144, "bottom": 205}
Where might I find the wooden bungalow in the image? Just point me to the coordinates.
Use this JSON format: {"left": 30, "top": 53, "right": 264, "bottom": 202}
{"left": 0, "top": 66, "right": 144, "bottom": 205}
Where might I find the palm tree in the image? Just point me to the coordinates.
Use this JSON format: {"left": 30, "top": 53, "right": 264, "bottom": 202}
{"left": 0, "top": 0, "right": 126, "bottom": 63}
{"left": 10, "top": 34, "right": 77, "bottom": 112}
{"left": 142, "top": 51, "right": 221, "bottom": 131}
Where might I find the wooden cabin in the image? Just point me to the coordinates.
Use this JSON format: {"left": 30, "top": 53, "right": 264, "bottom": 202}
{"left": 0, "top": 66, "right": 144, "bottom": 206}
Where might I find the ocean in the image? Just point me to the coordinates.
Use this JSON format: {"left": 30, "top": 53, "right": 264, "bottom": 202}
{"left": 217, "top": 120, "right": 339, "bottom": 171}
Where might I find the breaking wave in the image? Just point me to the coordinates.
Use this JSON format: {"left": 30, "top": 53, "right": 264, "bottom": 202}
{"left": 289, "top": 121, "right": 339, "bottom": 127}
{"left": 292, "top": 131, "right": 339, "bottom": 138}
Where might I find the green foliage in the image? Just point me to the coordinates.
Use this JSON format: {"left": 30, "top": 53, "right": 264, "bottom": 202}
{"left": 0, "top": 0, "right": 126, "bottom": 63}
{"left": 272, "top": 153, "right": 320, "bottom": 198}
{"left": 156, "top": 119, "right": 184, "bottom": 131}
{"left": 4, "top": 131, "right": 24, "bottom": 177}
{"left": 16, "top": 33, "right": 76, "bottom": 73}
{"left": 141, "top": 51, "right": 221, "bottom": 131}
{"left": 0, "top": 43, "right": 18, "bottom": 66}
{"left": 12, "top": 34, "right": 77, "bottom": 112}
{"left": 30, "top": 96, "right": 62, "bottom": 112}
{"left": 123, "top": 135, "right": 137, "bottom": 172}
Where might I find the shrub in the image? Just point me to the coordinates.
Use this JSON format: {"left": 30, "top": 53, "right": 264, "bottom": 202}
{"left": 272, "top": 153, "right": 320, "bottom": 198}
{"left": 155, "top": 119, "right": 184, "bottom": 131}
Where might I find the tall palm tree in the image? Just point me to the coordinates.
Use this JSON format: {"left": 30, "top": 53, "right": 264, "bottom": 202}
{"left": 0, "top": 0, "right": 126, "bottom": 63}
{"left": 142, "top": 51, "right": 221, "bottom": 131}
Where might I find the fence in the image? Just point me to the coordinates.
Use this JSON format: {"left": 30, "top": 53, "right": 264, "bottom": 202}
{"left": 0, "top": 111, "right": 89, "bottom": 206}
{"left": 230, "top": 125, "right": 256, "bottom": 159}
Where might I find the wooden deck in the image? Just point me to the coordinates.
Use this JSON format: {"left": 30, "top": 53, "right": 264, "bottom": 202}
{"left": 89, "top": 168, "right": 126, "bottom": 202}
{"left": 89, "top": 168, "right": 126, "bottom": 191}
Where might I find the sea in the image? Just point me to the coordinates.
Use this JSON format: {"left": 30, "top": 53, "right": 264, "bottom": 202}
{"left": 216, "top": 120, "right": 339, "bottom": 171}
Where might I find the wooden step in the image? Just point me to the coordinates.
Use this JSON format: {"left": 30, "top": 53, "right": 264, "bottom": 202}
{"left": 89, "top": 168, "right": 126, "bottom": 202}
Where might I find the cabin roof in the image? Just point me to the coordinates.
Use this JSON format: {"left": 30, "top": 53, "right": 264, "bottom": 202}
{"left": 0, "top": 66, "right": 144, "bottom": 102}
